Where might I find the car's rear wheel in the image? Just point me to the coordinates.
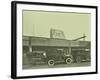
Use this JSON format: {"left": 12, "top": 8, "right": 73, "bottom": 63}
{"left": 48, "top": 59, "right": 55, "bottom": 67}
{"left": 65, "top": 58, "right": 73, "bottom": 64}
{"left": 76, "top": 56, "right": 81, "bottom": 63}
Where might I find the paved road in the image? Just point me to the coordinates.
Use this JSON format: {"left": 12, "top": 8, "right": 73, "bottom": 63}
{"left": 23, "top": 62, "right": 90, "bottom": 69}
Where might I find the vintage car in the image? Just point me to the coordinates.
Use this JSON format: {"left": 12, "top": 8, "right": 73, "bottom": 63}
{"left": 27, "top": 48, "right": 73, "bottom": 66}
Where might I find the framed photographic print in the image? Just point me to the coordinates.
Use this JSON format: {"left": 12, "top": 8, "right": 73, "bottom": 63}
{"left": 11, "top": 1, "right": 98, "bottom": 79}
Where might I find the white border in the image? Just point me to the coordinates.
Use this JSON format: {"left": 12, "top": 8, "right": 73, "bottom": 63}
{"left": 17, "top": 3, "right": 96, "bottom": 77}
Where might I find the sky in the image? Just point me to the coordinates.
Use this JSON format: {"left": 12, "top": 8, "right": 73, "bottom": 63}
{"left": 23, "top": 10, "right": 91, "bottom": 41}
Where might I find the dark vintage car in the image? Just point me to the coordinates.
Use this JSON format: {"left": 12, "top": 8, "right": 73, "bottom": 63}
{"left": 71, "top": 47, "right": 91, "bottom": 63}
{"left": 26, "top": 51, "right": 46, "bottom": 65}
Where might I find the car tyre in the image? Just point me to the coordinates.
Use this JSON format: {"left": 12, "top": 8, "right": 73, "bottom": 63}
{"left": 76, "top": 56, "right": 81, "bottom": 63}
{"left": 65, "top": 58, "right": 73, "bottom": 64}
{"left": 48, "top": 59, "right": 55, "bottom": 67}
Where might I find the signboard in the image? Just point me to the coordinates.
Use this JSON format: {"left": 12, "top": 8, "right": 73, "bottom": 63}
{"left": 50, "top": 28, "right": 65, "bottom": 39}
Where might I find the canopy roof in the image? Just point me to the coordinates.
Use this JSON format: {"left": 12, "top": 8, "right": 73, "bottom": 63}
{"left": 23, "top": 36, "right": 90, "bottom": 48}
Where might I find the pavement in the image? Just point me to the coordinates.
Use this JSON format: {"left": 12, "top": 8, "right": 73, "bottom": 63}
{"left": 23, "top": 62, "right": 91, "bottom": 69}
